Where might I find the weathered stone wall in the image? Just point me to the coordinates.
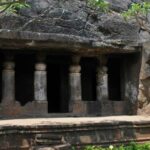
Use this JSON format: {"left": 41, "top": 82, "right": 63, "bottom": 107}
{"left": 137, "top": 9, "right": 150, "bottom": 114}
{"left": 138, "top": 42, "right": 150, "bottom": 114}
{"left": 105, "top": 0, "right": 150, "bottom": 115}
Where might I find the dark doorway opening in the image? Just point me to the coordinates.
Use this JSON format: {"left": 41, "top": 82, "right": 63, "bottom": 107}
{"left": 108, "top": 57, "right": 121, "bottom": 101}
{"left": 0, "top": 53, "right": 3, "bottom": 103}
{"left": 81, "top": 58, "right": 97, "bottom": 101}
{"left": 47, "top": 56, "right": 69, "bottom": 113}
{"left": 15, "top": 54, "right": 34, "bottom": 106}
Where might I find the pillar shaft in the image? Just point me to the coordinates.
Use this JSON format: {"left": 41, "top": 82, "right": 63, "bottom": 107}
{"left": 97, "top": 66, "right": 108, "bottom": 101}
{"left": 2, "top": 61, "right": 15, "bottom": 104}
{"left": 34, "top": 62, "right": 47, "bottom": 101}
{"left": 69, "top": 65, "right": 82, "bottom": 101}
{"left": 97, "top": 56, "right": 108, "bottom": 101}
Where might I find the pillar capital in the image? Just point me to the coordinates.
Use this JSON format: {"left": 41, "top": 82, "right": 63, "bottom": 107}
{"left": 69, "top": 65, "right": 81, "bottom": 73}
{"left": 71, "top": 55, "right": 81, "bottom": 65}
{"left": 97, "top": 66, "right": 107, "bottom": 76}
{"left": 3, "top": 61, "right": 15, "bottom": 70}
{"left": 35, "top": 62, "right": 46, "bottom": 71}
{"left": 4, "top": 53, "right": 14, "bottom": 61}
{"left": 36, "top": 53, "right": 46, "bottom": 62}
{"left": 97, "top": 55, "right": 108, "bottom": 66}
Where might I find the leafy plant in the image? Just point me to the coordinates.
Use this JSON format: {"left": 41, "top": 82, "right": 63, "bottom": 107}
{"left": 10, "top": 2, "right": 30, "bottom": 11}
{"left": 88, "top": 0, "right": 150, "bottom": 33}
{"left": 0, "top": 0, "right": 30, "bottom": 14}
{"left": 121, "top": 1, "right": 150, "bottom": 33}
{"left": 72, "top": 142, "right": 150, "bottom": 150}
{"left": 88, "top": 0, "right": 109, "bottom": 12}
{"left": 122, "top": 2, "right": 150, "bottom": 20}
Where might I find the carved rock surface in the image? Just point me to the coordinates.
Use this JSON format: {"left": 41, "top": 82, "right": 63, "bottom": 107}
{"left": 0, "top": 0, "right": 140, "bottom": 45}
{"left": 138, "top": 42, "right": 150, "bottom": 114}
{"left": 1, "top": 0, "right": 149, "bottom": 113}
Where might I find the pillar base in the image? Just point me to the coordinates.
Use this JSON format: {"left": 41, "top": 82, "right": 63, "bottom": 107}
{"left": 23, "top": 100, "right": 48, "bottom": 115}
{"left": 1, "top": 99, "right": 17, "bottom": 106}
{"left": 69, "top": 101, "right": 101, "bottom": 115}
{"left": 0, "top": 100, "right": 48, "bottom": 117}
{"left": 0, "top": 101, "right": 21, "bottom": 117}
{"left": 100, "top": 100, "right": 127, "bottom": 116}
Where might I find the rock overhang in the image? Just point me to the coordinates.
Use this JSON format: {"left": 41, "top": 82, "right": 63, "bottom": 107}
{"left": 0, "top": 0, "right": 142, "bottom": 53}
{"left": 0, "top": 29, "right": 141, "bottom": 54}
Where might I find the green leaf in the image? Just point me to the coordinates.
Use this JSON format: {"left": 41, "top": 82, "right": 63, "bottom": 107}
{"left": 88, "top": 0, "right": 109, "bottom": 12}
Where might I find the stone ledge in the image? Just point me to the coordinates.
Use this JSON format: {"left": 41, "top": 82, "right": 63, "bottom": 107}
{"left": 0, "top": 116, "right": 150, "bottom": 149}
{"left": 0, "top": 116, "right": 150, "bottom": 127}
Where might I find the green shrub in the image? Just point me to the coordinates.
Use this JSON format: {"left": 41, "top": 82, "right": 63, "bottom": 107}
{"left": 122, "top": 2, "right": 150, "bottom": 20}
{"left": 72, "top": 142, "right": 150, "bottom": 150}
{"left": 88, "top": 0, "right": 109, "bottom": 12}
{"left": 0, "top": 0, "right": 30, "bottom": 14}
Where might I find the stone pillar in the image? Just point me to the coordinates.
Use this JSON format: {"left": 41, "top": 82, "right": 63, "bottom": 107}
{"left": 69, "top": 56, "right": 82, "bottom": 102}
{"left": 34, "top": 58, "right": 47, "bottom": 102}
{"left": 69, "top": 56, "right": 82, "bottom": 113}
{"left": 96, "top": 56, "right": 108, "bottom": 101}
{"left": 2, "top": 58, "right": 15, "bottom": 104}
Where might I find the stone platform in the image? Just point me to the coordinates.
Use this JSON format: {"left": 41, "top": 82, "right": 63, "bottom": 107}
{"left": 0, "top": 116, "right": 150, "bottom": 149}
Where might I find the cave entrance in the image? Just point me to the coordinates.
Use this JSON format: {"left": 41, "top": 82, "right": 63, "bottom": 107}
{"left": 81, "top": 58, "right": 97, "bottom": 101}
{"left": 0, "top": 53, "right": 3, "bottom": 103}
{"left": 108, "top": 57, "right": 121, "bottom": 101}
{"left": 47, "top": 56, "right": 69, "bottom": 113}
{"left": 15, "top": 54, "right": 34, "bottom": 105}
